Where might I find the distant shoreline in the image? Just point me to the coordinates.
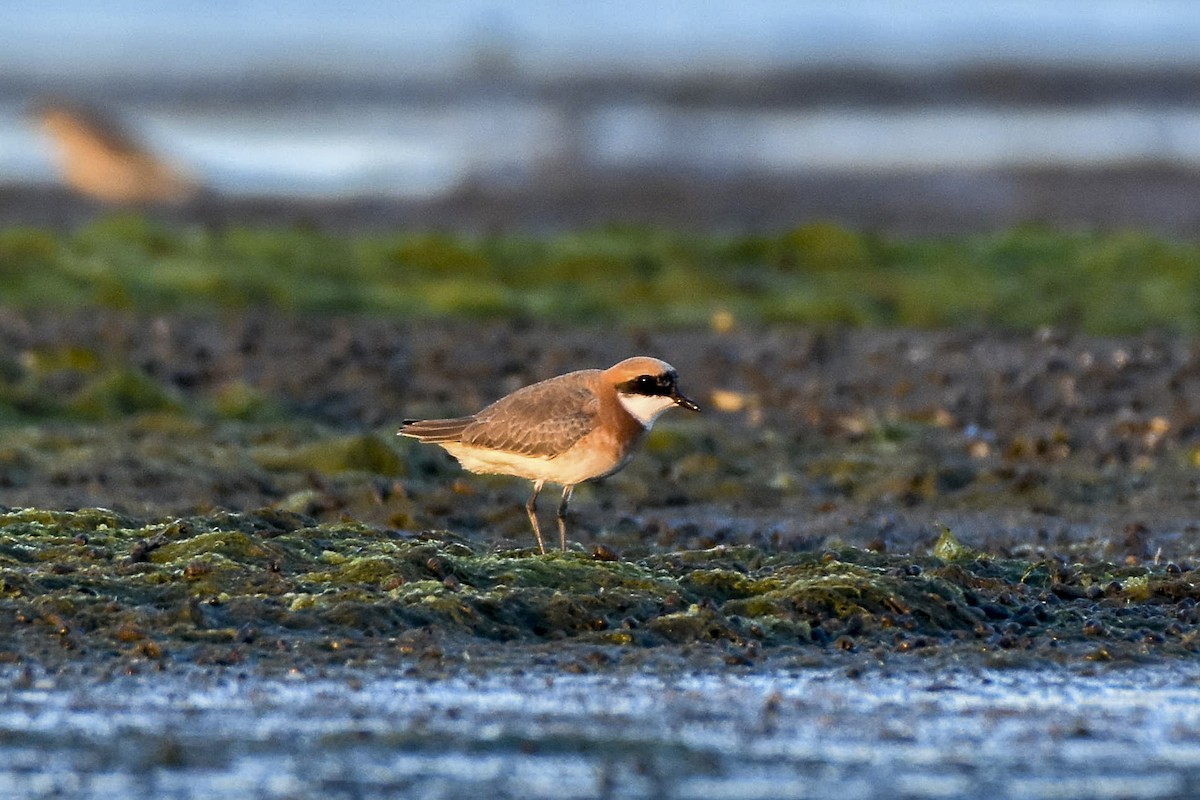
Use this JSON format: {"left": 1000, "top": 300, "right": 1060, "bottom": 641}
{"left": 8, "top": 63, "right": 1200, "bottom": 109}
{"left": 4, "top": 164, "right": 1200, "bottom": 236}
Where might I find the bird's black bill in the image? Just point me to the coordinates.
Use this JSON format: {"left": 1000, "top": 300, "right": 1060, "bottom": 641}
{"left": 673, "top": 392, "right": 701, "bottom": 412}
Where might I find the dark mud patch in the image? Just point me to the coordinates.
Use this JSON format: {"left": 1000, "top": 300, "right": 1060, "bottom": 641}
{"left": 0, "top": 507, "right": 1196, "bottom": 673}
{"left": 2, "top": 310, "right": 1200, "bottom": 563}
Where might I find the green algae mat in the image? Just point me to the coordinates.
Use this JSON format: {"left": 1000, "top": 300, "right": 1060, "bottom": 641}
{"left": 0, "top": 507, "right": 1195, "bottom": 671}
{"left": 4, "top": 216, "right": 1200, "bottom": 332}
{"left": 3, "top": 218, "right": 1200, "bottom": 671}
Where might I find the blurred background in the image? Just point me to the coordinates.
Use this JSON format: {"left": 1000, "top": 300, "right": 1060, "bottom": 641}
{"left": 3, "top": 0, "right": 1200, "bottom": 233}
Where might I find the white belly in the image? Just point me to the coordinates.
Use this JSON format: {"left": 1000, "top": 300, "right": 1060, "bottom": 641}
{"left": 441, "top": 441, "right": 631, "bottom": 486}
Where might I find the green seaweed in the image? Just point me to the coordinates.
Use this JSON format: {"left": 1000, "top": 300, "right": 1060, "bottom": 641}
{"left": 0, "top": 508, "right": 1195, "bottom": 669}
{"left": 2, "top": 219, "right": 1200, "bottom": 332}
{"left": 252, "top": 433, "right": 405, "bottom": 476}
{"left": 932, "top": 525, "right": 978, "bottom": 562}
{"left": 68, "top": 368, "right": 183, "bottom": 419}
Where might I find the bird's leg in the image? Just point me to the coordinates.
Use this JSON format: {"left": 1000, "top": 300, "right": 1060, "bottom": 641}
{"left": 526, "top": 480, "right": 546, "bottom": 554}
{"left": 556, "top": 484, "right": 574, "bottom": 552}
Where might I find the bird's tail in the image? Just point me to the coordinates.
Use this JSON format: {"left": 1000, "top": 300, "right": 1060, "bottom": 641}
{"left": 398, "top": 416, "right": 475, "bottom": 443}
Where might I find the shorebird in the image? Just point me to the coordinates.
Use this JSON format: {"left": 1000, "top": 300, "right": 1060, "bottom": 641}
{"left": 399, "top": 356, "right": 700, "bottom": 553}
{"left": 32, "top": 100, "right": 198, "bottom": 205}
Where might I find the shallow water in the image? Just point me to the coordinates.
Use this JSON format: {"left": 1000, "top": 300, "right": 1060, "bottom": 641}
{"left": 6, "top": 99, "right": 1200, "bottom": 198}
{"left": 3, "top": 663, "right": 1200, "bottom": 799}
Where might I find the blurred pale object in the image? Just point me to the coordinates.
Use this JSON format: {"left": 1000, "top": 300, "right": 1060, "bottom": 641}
{"left": 34, "top": 101, "right": 199, "bottom": 204}
{"left": 710, "top": 389, "right": 747, "bottom": 413}
{"left": 710, "top": 309, "right": 736, "bottom": 334}
{"left": 710, "top": 388, "right": 762, "bottom": 425}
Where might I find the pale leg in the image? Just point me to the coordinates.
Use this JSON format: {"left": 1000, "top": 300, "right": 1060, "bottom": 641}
{"left": 556, "top": 484, "right": 574, "bottom": 552}
{"left": 526, "top": 479, "right": 546, "bottom": 554}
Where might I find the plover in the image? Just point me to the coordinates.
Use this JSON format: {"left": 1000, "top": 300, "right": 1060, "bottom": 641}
{"left": 399, "top": 356, "right": 700, "bottom": 553}
{"left": 32, "top": 100, "right": 198, "bottom": 205}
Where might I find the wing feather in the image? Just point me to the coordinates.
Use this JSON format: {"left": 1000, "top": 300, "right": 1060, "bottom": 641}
{"left": 398, "top": 417, "right": 475, "bottom": 443}
{"left": 460, "top": 372, "right": 599, "bottom": 457}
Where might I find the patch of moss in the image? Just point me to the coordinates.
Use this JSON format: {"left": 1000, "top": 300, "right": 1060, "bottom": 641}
{"left": 66, "top": 368, "right": 183, "bottom": 419}
{"left": 932, "top": 526, "right": 979, "bottom": 562}
{"left": 209, "top": 381, "right": 280, "bottom": 422}
{"left": 0, "top": 510, "right": 1196, "bottom": 667}
{"left": 3, "top": 218, "right": 1200, "bottom": 332}
{"left": 679, "top": 568, "right": 778, "bottom": 603}
{"left": 646, "top": 607, "right": 742, "bottom": 644}
{"left": 773, "top": 223, "right": 878, "bottom": 272}
{"left": 252, "top": 433, "right": 405, "bottom": 476}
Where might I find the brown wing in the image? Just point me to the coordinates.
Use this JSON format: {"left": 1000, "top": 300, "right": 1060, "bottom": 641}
{"left": 460, "top": 371, "right": 600, "bottom": 457}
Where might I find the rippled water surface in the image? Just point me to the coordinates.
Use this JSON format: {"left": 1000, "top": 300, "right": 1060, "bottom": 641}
{"left": 3, "top": 663, "right": 1200, "bottom": 799}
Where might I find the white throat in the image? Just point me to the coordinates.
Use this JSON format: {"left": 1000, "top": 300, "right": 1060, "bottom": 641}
{"left": 618, "top": 392, "right": 678, "bottom": 428}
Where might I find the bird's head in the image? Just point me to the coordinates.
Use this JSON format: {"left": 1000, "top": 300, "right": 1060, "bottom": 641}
{"left": 606, "top": 356, "right": 700, "bottom": 427}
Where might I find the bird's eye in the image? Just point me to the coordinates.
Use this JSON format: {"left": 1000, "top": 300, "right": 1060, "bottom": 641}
{"left": 635, "top": 375, "right": 656, "bottom": 390}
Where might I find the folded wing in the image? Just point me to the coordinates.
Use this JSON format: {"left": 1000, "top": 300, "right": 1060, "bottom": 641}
{"left": 402, "top": 373, "right": 601, "bottom": 458}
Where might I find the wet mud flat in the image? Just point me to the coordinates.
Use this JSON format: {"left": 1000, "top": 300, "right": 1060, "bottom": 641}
{"left": 2, "top": 309, "right": 1200, "bottom": 560}
{"left": 1, "top": 311, "right": 1200, "bottom": 669}
{"left": 2, "top": 504, "right": 1200, "bottom": 671}
{"left": 2, "top": 311, "right": 1200, "bottom": 795}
